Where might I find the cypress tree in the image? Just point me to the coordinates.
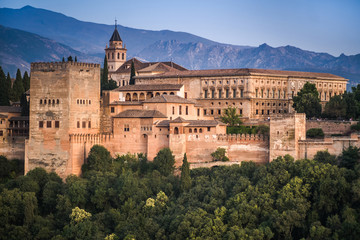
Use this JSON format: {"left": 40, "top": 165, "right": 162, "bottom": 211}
{"left": 180, "top": 153, "right": 191, "bottom": 191}
{"left": 0, "top": 66, "right": 10, "bottom": 106}
{"left": 75, "top": 56, "right": 78, "bottom": 62}
{"left": 6, "top": 73, "right": 14, "bottom": 103}
{"left": 20, "top": 93, "right": 29, "bottom": 116}
{"left": 12, "top": 69, "right": 25, "bottom": 102}
{"left": 67, "top": 56, "right": 73, "bottom": 62}
{"left": 62, "top": 57, "right": 65, "bottom": 62}
{"left": 23, "top": 71, "right": 30, "bottom": 92}
{"left": 101, "top": 55, "right": 109, "bottom": 94}
{"left": 129, "top": 60, "right": 136, "bottom": 85}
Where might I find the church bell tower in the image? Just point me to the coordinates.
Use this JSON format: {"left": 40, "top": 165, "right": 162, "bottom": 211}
{"left": 105, "top": 20, "right": 127, "bottom": 73}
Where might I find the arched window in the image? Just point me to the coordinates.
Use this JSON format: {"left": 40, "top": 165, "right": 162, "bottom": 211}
{"left": 40, "top": 99, "right": 42, "bottom": 104}
{"left": 189, "top": 128, "right": 192, "bottom": 133}
{"left": 57, "top": 99, "right": 59, "bottom": 104}
{"left": 133, "top": 93, "right": 138, "bottom": 101}
{"left": 163, "top": 92, "right": 167, "bottom": 95}
{"left": 52, "top": 99, "right": 55, "bottom": 104}
{"left": 125, "top": 93, "right": 131, "bottom": 101}
{"left": 194, "top": 128, "right": 198, "bottom": 133}
{"left": 170, "top": 92, "right": 175, "bottom": 95}
{"left": 155, "top": 92, "right": 160, "bottom": 96}
{"left": 122, "top": 53, "right": 125, "bottom": 60}
{"left": 139, "top": 93, "right": 145, "bottom": 101}
{"left": 174, "top": 127, "right": 179, "bottom": 134}
{"left": 199, "top": 128, "right": 202, "bottom": 133}
{"left": 117, "top": 53, "right": 120, "bottom": 59}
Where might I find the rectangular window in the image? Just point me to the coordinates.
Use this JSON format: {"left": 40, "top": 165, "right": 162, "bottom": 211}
{"left": 256, "top": 109, "right": 259, "bottom": 115}
{"left": 47, "top": 121, "right": 51, "bottom": 128}
{"left": 186, "top": 106, "right": 188, "bottom": 115}
{"left": 77, "top": 121, "right": 80, "bottom": 128}
{"left": 111, "top": 107, "right": 115, "bottom": 113}
{"left": 278, "top": 90, "right": 281, "bottom": 99}
{"left": 204, "top": 90, "right": 208, "bottom": 98}
{"left": 207, "top": 127, "right": 211, "bottom": 132}
{"left": 226, "top": 89, "right": 229, "bottom": 98}
{"left": 124, "top": 124, "right": 130, "bottom": 132}
{"left": 272, "top": 90, "right": 275, "bottom": 99}
{"left": 172, "top": 106, "right": 175, "bottom": 115}
{"left": 88, "top": 121, "right": 91, "bottom": 128}
{"left": 218, "top": 109, "right": 221, "bottom": 114}
{"left": 267, "top": 89, "right": 270, "bottom": 98}
{"left": 240, "top": 109, "right": 243, "bottom": 115}
{"left": 204, "top": 109, "right": 207, "bottom": 115}
{"left": 218, "top": 90, "right": 222, "bottom": 98}
{"left": 39, "top": 121, "right": 44, "bottom": 128}
{"left": 55, "top": 121, "right": 60, "bottom": 128}
{"left": 261, "top": 89, "right": 264, "bottom": 98}
{"left": 240, "top": 89, "right": 244, "bottom": 98}
{"left": 0, "top": 130, "right": 2, "bottom": 136}
{"left": 179, "top": 106, "right": 182, "bottom": 115}
{"left": 256, "top": 89, "right": 258, "bottom": 98}
{"left": 197, "top": 108, "right": 200, "bottom": 116}
{"left": 284, "top": 91, "right": 286, "bottom": 99}
{"left": 261, "top": 110, "right": 264, "bottom": 115}
{"left": 211, "top": 90, "right": 215, "bottom": 98}
{"left": 233, "top": 89, "right": 236, "bottom": 98}
{"left": 82, "top": 121, "right": 86, "bottom": 128}
{"left": 211, "top": 109, "right": 214, "bottom": 115}
{"left": 185, "top": 92, "right": 188, "bottom": 99}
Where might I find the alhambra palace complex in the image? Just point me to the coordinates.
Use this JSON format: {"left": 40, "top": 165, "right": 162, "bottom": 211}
{"left": 0, "top": 26, "right": 358, "bottom": 178}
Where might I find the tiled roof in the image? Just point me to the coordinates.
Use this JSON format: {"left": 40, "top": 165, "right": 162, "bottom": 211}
{"left": 0, "top": 114, "right": 8, "bottom": 118}
{"left": 9, "top": 116, "right": 29, "bottom": 121}
{"left": 156, "top": 120, "right": 170, "bottom": 127}
{"left": 0, "top": 106, "right": 22, "bottom": 113}
{"left": 115, "top": 84, "right": 183, "bottom": 92}
{"left": 110, "top": 28, "right": 122, "bottom": 42}
{"left": 170, "top": 117, "right": 187, "bottom": 123}
{"left": 187, "top": 120, "right": 226, "bottom": 127}
{"left": 115, "top": 58, "right": 187, "bottom": 74}
{"left": 109, "top": 101, "right": 143, "bottom": 106}
{"left": 138, "top": 62, "right": 180, "bottom": 73}
{"left": 135, "top": 68, "right": 346, "bottom": 80}
{"left": 113, "top": 109, "right": 167, "bottom": 118}
{"left": 144, "top": 95, "right": 195, "bottom": 104}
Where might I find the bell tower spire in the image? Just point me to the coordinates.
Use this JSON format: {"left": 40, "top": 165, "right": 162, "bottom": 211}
{"left": 105, "top": 18, "right": 127, "bottom": 75}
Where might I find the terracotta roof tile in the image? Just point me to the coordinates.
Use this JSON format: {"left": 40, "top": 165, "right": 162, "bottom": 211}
{"left": 115, "top": 84, "right": 183, "bottom": 92}
{"left": 9, "top": 116, "right": 29, "bottom": 121}
{"left": 0, "top": 106, "right": 22, "bottom": 113}
{"left": 113, "top": 109, "right": 166, "bottom": 118}
{"left": 135, "top": 68, "right": 346, "bottom": 80}
{"left": 144, "top": 95, "right": 195, "bottom": 104}
{"left": 109, "top": 101, "right": 143, "bottom": 106}
{"left": 115, "top": 58, "right": 187, "bottom": 74}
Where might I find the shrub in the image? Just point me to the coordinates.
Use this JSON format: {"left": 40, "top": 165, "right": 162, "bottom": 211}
{"left": 306, "top": 128, "right": 324, "bottom": 138}
{"left": 211, "top": 148, "right": 229, "bottom": 162}
{"left": 351, "top": 122, "right": 360, "bottom": 131}
{"left": 256, "top": 124, "right": 270, "bottom": 136}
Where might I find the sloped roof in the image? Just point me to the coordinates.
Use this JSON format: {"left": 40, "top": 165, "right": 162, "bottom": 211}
{"left": 135, "top": 68, "right": 346, "bottom": 80}
{"left": 170, "top": 117, "right": 187, "bottom": 123}
{"left": 156, "top": 119, "right": 225, "bottom": 127}
{"left": 115, "top": 84, "right": 183, "bottom": 92}
{"left": 113, "top": 109, "right": 166, "bottom": 118}
{"left": 110, "top": 28, "right": 122, "bottom": 42}
{"left": 109, "top": 101, "right": 143, "bottom": 106}
{"left": 144, "top": 95, "right": 195, "bottom": 104}
{"left": 0, "top": 106, "right": 21, "bottom": 113}
{"left": 115, "top": 58, "right": 187, "bottom": 74}
{"left": 0, "top": 114, "right": 8, "bottom": 118}
{"left": 9, "top": 116, "right": 29, "bottom": 121}
{"left": 138, "top": 62, "right": 180, "bottom": 73}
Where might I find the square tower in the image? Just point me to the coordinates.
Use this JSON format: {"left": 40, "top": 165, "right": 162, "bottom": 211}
{"left": 25, "top": 62, "right": 100, "bottom": 178}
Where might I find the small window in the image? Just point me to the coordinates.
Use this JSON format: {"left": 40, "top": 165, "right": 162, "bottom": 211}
{"left": 172, "top": 106, "right": 175, "bottom": 115}
{"left": 40, "top": 99, "right": 42, "bottom": 104}
{"left": 194, "top": 128, "right": 198, "bottom": 133}
{"left": 77, "top": 99, "right": 79, "bottom": 104}
{"left": 218, "top": 109, "right": 221, "bottom": 114}
{"left": 211, "top": 109, "right": 214, "bottom": 115}
{"left": 207, "top": 127, "right": 211, "bottom": 132}
{"left": 197, "top": 108, "right": 200, "bottom": 116}
{"left": 44, "top": 99, "right": 47, "bottom": 104}
{"left": 89, "top": 100, "right": 91, "bottom": 104}
{"left": 77, "top": 121, "right": 80, "bottom": 128}
{"left": 179, "top": 106, "right": 182, "bottom": 115}
{"left": 52, "top": 99, "right": 55, "bottom": 104}
{"left": 39, "top": 121, "right": 44, "bottom": 128}
{"left": 0, "top": 130, "right": 2, "bottom": 136}
{"left": 204, "top": 109, "right": 207, "bottom": 115}
{"left": 199, "top": 128, "right": 202, "bottom": 133}
{"left": 186, "top": 106, "right": 188, "bottom": 115}
{"left": 185, "top": 92, "right": 188, "bottom": 99}
{"left": 57, "top": 99, "right": 60, "bottom": 104}
{"left": 189, "top": 128, "right": 192, "bottom": 133}
{"left": 111, "top": 107, "right": 115, "bottom": 113}
{"left": 82, "top": 121, "right": 86, "bottom": 128}
{"left": 55, "top": 121, "right": 60, "bottom": 128}
{"left": 47, "top": 121, "right": 51, "bottom": 128}
{"left": 88, "top": 121, "right": 91, "bottom": 128}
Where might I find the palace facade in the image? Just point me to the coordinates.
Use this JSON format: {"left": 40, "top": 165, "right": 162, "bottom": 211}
{"left": 1, "top": 25, "right": 356, "bottom": 179}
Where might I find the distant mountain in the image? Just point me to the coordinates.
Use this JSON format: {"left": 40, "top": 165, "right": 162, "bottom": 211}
{"left": 0, "top": 25, "right": 101, "bottom": 75}
{"left": 0, "top": 5, "right": 360, "bottom": 86}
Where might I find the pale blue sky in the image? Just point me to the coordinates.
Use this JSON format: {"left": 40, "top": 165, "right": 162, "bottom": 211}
{"left": 1, "top": 0, "right": 360, "bottom": 56}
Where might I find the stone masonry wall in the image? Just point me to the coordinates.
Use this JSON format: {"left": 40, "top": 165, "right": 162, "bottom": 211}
{"left": 306, "top": 120, "right": 357, "bottom": 135}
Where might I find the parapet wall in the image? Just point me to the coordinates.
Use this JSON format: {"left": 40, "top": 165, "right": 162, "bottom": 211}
{"left": 0, "top": 137, "right": 26, "bottom": 160}
{"left": 306, "top": 120, "right": 357, "bottom": 135}
{"left": 31, "top": 62, "right": 101, "bottom": 71}
{"left": 180, "top": 133, "right": 269, "bottom": 166}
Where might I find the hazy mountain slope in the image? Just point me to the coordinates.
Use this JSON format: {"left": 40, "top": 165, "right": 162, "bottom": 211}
{"left": 0, "top": 25, "right": 101, "bottom": 75}
{"left": 0, "top": 6, "right": 238, "bottom": 55}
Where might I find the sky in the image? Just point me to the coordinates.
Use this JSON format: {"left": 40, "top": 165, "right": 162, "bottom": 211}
{"left": 1, "top": 0, "right": 360, "bottom": 56}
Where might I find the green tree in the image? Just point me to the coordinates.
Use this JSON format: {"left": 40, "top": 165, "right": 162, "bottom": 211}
{"left": 75, "top": 56, "right": 78, "bottom": 62}
{"left": 129, "top": 60, "right": 136, "bottom": 85}
{"left": 313, "top": 150, "right": 337, "bottom": 165}
{"left": 220, "top": 106, "right": 242, "bottom": 126}
{"left": 323, "top": 95, "right": 347, "bottom": 119}
{"left": 153, "top": 148, "right": 175, "bottom": 176}
{"left": 211, "top": 147, "right": 229, "bottom": 162}
{"left": 62, "top": 57, "right": 65, "bottom": 62}
{"left": 11, "top": 69, "right": 25, "bottom": 102}
{"left": 0, "top": 66, "right": 10, "bottom": 105}
{"left": 22, "top": 71, "right": 30, "bottom": 92}
{"left": 20, "top": 93, "right": 29, "bottom": 116}
{"left": 67, "top": 56, "right": 73, "bottom": 62}
{"left": 83, "top": 145, "right": 113, "bottom": 172}
{"left": 339, "top": 146, "right": 360, "bottom": 169}
{"left": 292, "top": 82, "right": 322, "bottom": 118}
{"left": 180, "top": 153, "right": 191, "bottom": 192}
{"left": 101, "top": 55, "right": 109, "bottom": 94}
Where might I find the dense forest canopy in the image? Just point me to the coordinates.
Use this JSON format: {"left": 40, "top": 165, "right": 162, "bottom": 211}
{"left": 1, "top": 146, "right": 360, "bottom": 240}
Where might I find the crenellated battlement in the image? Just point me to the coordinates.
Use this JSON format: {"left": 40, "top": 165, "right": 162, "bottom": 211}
{"left": 69, "top": 133, "right": 114, "bottom": 144}
{"left": 31, "top": 62, "right": 101, "bottom": 71}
